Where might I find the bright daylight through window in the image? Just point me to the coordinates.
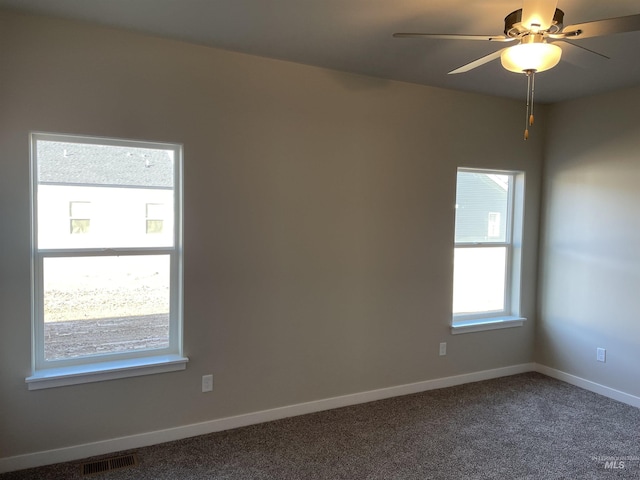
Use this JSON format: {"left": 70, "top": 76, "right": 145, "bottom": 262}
{"left": 452, "top": 168, "right": 525, "bottom": 333}
{"left": 28, "top": 133, "right": 186, "bottom": 389}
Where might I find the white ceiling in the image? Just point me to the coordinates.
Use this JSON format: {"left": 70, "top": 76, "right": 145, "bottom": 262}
{"left": 2, "top": 0, "right": 640, "bottom": 103}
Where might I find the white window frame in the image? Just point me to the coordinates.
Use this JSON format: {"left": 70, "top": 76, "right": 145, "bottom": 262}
{"left": 451, "top": 168, "right": 526, "bottom": 334}
{"left": 27, "top": 133, "right": 188, "bottom": 390}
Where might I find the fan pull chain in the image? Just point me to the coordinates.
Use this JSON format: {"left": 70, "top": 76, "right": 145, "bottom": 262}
{"left": 530, "top": 70, "right": 536, "bottom": 127}
{"left": 524, "top": 71, "right": 531, "bottom": 140}
{"left": 523, "top": 69, "right": 536, "bottom": 140}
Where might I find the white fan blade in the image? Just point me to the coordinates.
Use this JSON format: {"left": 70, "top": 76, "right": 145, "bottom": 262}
{"left": 562, "top": 14, "right": 640, "bottom": 40}
{"left": 393, "top": 33, "right": 515, "bottom": 42}
{"left": 448, "top": 48, "right": 507, "bottom": 74}
{"left": 552, "top": 40, "right": 609, "bottom": 68}
{"left": 521, "top": 0, "right": 558, "bottom": 31}
{"left": 554, "top": 40, "right": 609, "bottom": 60}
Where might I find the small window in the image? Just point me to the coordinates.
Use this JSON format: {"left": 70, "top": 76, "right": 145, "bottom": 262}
{"left": 28, "top": 133, "right": 187, "bottom": 389}
{"left": 146, "top": 203, "right": 165, "bottom": 234}
{"left": 487, "top": 212, "right": 501, "bottom": 238}
{"left": 69, "top": 201, "right": 91, "bottom": 234}
{"left": 452, "top": 168, "right": 526, "bottom": 332}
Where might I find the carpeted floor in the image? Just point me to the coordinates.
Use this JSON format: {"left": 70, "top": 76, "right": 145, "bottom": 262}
{"left": 2, "top": 373, "right": 639, "bottom": 479}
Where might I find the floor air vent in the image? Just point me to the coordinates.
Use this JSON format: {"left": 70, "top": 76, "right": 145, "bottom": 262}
{"left": 81, "top": 453, "right": 138, "bottom": 476}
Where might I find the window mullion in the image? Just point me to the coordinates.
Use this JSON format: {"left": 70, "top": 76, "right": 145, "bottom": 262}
{"left": 454, "top": 242, "right": 509, "bottom": 248}
{"left": 38, "top": 247, "right": 175, "bottom": 258}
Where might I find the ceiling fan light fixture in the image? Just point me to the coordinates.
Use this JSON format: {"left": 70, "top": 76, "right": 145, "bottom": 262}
{"left": 500, "top": 41, "right": 562, "bottom": 73}
{"left": 392, "top": 1, "right": 640, "bottom": 139}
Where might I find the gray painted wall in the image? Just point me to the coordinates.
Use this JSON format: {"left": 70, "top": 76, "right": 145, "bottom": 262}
{"left": 0, "top": 11, "right": 541, "bottom": 459}
{"left": 537, "top": 84, "right": 640, "bottom": 397}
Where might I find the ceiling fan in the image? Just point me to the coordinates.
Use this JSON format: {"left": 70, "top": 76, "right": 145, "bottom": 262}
{"left": 393, "top": 0, "right": 640, "bottom": 139}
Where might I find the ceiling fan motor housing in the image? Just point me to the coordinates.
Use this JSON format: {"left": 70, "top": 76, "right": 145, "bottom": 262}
{"left": 504, "top": 8, "right": 564, "bottom": 36}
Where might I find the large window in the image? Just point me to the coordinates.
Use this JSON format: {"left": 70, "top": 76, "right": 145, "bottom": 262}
{"left": 28, "top": 133, "right": 186, "bottom": 389}
{"left": 452, "top": 168, "right": 525, "bottom": 333}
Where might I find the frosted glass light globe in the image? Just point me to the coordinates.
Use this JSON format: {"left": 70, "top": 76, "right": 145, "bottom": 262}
{"left": 501, "top": 42, "right": 562, "bottom": 73}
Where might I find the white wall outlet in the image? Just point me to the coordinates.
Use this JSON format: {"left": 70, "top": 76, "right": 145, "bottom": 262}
{"left": 596, "top": 348, "right": 606, "bottom": 363}
{"left": 439, "top": 342, "right": 447, "bottom": 356}
{"left": 202, "top": 374, "right": 214, "bottom": 392}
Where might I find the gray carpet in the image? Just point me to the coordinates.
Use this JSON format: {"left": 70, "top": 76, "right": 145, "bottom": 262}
{"left": 3, "top": 373, "right": 639, "bottom": 479}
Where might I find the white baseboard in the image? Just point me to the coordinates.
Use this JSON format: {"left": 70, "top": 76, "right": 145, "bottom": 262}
{"left": 0, "top": 363, "right": 533, "bottom": 474}
{"left": 8, "top": 363, "right": 635, "bottom": 474}
{"left": 533, "top": 363, "right": 640, "bottom": 408}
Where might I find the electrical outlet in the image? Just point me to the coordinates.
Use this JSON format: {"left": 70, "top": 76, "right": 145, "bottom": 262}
{"left": 439, "top": 342, "right": 447, "bottom": 356}
{"left": 202, "top": 374, "right": 214, "bottom": 392}
{"left": 596, "top": 348, "right": 606, "bottom": 363}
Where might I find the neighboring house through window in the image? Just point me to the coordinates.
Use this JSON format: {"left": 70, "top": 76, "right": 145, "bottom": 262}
{"left": 27, "top": 133, "right": 187, "bottom": 389}
{"left": 451, "top": 168, "right": 526, "bottom": 333}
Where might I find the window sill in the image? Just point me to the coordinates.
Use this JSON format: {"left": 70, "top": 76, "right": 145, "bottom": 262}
{"left": 451, "top": 316, "right": 526, "bottom": 335}
{"left": 25, "top": 354, "right": 189, "bottom": 390}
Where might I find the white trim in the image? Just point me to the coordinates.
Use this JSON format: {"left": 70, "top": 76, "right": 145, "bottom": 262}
{"left": 1, "top": 363, "right": 533, "bottom": 473}
{"left": 533, "top": 364, "right": 640, "bottom": 408}
{"left": 6, "top": 363, "right": 638, "bottom": 474}
{"left": 451, "top": 316, "right": 526, "bottom": 334}
{"left": 29, "top": 132, "right": 185, "bottom": 378}
{"left": 453, "top": 169, "right": 526, "bottom": 325}
{"left": 25, "top": 355, "right": 189, "bottom": 390}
